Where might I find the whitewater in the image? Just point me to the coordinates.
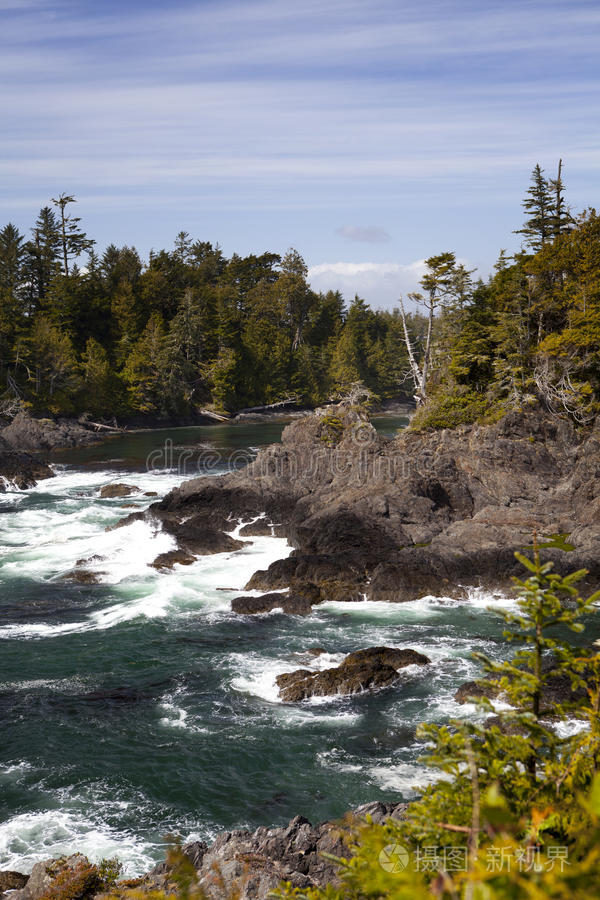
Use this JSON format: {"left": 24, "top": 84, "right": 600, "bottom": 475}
{"left": 0, "top": 421, "right": 522, "bottom": 876}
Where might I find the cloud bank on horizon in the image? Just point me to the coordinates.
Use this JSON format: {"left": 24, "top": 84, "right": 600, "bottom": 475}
{"left": 1, "top": 0, "right": 598, "bottom": 309}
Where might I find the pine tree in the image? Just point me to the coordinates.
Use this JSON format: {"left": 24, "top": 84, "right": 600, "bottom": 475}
{"left": 515, "top": 164, "right": 555, "bottom": 252}
{"left": 25, "top": 206, "right": 61, "bottom": 304}
{"left": 0, "top": 224, "right": 27, "bottom": 342}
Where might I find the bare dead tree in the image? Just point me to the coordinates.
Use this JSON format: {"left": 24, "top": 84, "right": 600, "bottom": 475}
{"left": 534, "top": 354, "right": 596, "bottom": 424}
{"left": 329, "top": 382, "right": 376, "bottom": 408}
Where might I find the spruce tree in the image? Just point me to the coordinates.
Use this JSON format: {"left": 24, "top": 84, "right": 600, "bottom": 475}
{"left": 515, "top": 164, "right": 555, "bottom": 252}
{"left": 25, "top": 206, "right": 61, "bottom": 304}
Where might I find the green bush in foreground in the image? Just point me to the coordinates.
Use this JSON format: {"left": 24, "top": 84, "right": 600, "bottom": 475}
{"left": 275, "top": 547, "right": 600, "bottom": 898}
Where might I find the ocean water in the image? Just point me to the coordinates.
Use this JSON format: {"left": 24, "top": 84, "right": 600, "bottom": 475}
{"left": 0, "top": 418, "right": 593, "bottom": 876}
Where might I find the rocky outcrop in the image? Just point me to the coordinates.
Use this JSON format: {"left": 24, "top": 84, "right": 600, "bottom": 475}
{"left": 115, "top": 403, "right": 600, "bottom": 604}
{"left": 276, "top": 646, "right": 430, "bottom": 701}
{"left": 9, "top": 855, "right": 90, "bottom": 900}
{"left": 0, "top": 435, "right": 53, "bottom": 491}
{"left": 1, "top": 412, "right": 116, "bottom": 452}
{"left": 148, "top": 801, "right": 407, "bottom": 900}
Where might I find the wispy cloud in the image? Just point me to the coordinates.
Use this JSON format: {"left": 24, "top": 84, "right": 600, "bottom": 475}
{"left": 0, "top": 0, "right": 598, "bottom": 293}
{"left": 336, "top": 225, "right": 391, "bottom": 243}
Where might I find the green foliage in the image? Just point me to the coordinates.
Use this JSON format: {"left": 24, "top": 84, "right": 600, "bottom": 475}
{"left": 319, "top": 414, "right": 345, "bottom": 445}
{"left": 2, "top": 172, "right": 599, "bottom": 424}
{"left": 274, "top": 551, "right": 600, "bottom": 899}
{"left": 410, "top": 391, "right": 495, "bottom": 431}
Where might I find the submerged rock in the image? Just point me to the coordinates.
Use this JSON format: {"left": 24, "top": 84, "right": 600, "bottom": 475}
{"left": 276, "top": 645, "right": 430, "bottom": 701}
{"left": 99, "top": 483, "right": 139, "bottom": 498}
{"left": 59, "top": 569, "right": 104, "bottom": 584}
{"left": 232, "top": 582, "right": 323, "bottom": 616}
{"left": 232, "top": 591, "right": 314, "bottom": 615}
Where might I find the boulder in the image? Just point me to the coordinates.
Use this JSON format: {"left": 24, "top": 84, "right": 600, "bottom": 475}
{"left": 276, "top": 646, "right": 430, "bottom": 701}
{"left": 150, "top": 550, "right": 196, "bottom": 569}
{"left": 0, "top": 872, "right": 28, "bottom": 896}
{"left": 231, "top": 592, "right": 313, "bottom": 615}
{"left": 99, "top": 483, "right": 139, "bottom": 498}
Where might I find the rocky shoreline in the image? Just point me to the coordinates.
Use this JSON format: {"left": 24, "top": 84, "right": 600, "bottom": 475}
{"left": 116, "top": 401, "right": 600, "bottom": 606}
{"left": 0, "top": 802, "right": 406, "bottom": 900}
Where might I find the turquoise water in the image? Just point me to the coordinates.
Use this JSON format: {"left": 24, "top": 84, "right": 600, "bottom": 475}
{"left": 0, "top": 418, "right": 592, "bottom": 875}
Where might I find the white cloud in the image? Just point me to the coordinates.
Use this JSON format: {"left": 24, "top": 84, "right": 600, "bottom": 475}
{"left": 336, "top": 225, "right": 391, "bottom": 243}
{"left": 308, "top": 260, "right": 428, "bottom": 310}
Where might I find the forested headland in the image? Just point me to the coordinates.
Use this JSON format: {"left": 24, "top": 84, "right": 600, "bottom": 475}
{"left": 0, "top": 162, "right": 598, "bottom": 426}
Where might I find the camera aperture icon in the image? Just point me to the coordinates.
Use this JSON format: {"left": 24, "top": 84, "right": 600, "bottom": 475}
{"left": 379, "top": 843, "right": 409, "bottom": 874}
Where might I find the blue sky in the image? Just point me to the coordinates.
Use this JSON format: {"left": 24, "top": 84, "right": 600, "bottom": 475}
{"left": 1, "top": 0, "right": 599, "bottom": 308}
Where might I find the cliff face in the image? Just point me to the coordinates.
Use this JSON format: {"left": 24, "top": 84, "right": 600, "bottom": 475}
{"left": 139, "top": 405, "right": 600, "bottom": 603}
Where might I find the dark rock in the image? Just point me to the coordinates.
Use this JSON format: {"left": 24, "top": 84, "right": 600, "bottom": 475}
{"left": 150, "top": 550, "right": 196, "bottom": 569}
{"left": 239, "top": 519, "right": 273, "bottom": 536}
{"left": 75, "top": 554, "right": 105, "bottom": 566}
{"left": 0, "top": 435, "right": 53, "bottom": 491}
{"left": 162, "top": 515, "right": 245, "bottom": 556}
{"left": 231, "top": 592, "right": 314, "bottom": 615}
{"left": 454, "top": 680, "right": 500, "bottom": 704}
{"left": 231, "top": 592, "right": 287, "bottom": 614}
{"left": 0, "top": 872, "right": 28, "bottom": 894}
{"left": 144, "top": 491, "right": 158, "bottom": 496}
{"left": 276, "top": 645, "right": 430, "bottom": 701}
{"left": 306, "top": 647, "right": 327, "bottom": 655}
{"left": 99, "top": 483, "right": 139, "bottom": 498}
{"left": 58, "top": 569, "right": 104, "bottom": 584}
{"left": 343, "top": 646, "right": 431, "bottom": 669}
{"left": 455, "top": 657, "right": 588, "bottom": 713}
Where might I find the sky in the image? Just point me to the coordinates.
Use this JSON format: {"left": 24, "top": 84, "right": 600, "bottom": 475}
{"left": 1, "top": 0, "right": 599, "bottom": 309}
